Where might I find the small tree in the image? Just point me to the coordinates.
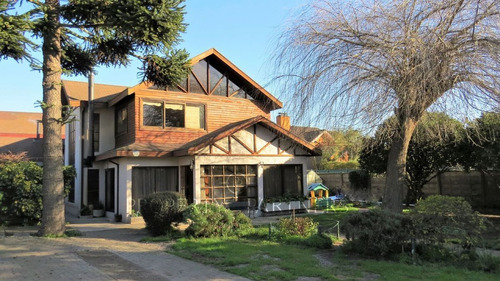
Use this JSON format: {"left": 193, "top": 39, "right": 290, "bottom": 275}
{"left": 464, "top": 110, "right": 500, "bottom": 171}
{"left": 360, "top": 112, "right": 465, "bottom": 204}
{"left": 1, "top": 0, "right": 190, "bottom": 235}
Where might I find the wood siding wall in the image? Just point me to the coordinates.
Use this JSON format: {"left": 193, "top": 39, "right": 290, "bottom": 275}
{"left": 132, "top": 90, "right": 271, "bottom": 145}
{"left": 115, "top": 97, "right": 136, "bottom": 148}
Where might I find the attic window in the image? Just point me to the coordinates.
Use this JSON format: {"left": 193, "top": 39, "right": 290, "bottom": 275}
{"left": 165, "top": 58, "right": 257, "bottom": 101}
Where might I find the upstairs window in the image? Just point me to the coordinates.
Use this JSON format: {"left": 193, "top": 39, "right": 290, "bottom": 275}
{"left": 142, "top": 99, "right": 205, "bottom": 130}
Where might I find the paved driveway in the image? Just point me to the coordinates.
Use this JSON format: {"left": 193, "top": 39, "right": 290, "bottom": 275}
{"left": 0, "top": 223, "right": 249, "bottom": 281}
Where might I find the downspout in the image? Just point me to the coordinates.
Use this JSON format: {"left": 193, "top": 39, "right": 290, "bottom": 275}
{"left": 109, "top": 160, "right": 120, "bottom": 217}
{"left": 88, "top": 71, "right": 95, "bottom": 161}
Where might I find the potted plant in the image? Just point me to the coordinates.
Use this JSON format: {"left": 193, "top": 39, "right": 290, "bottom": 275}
{"left": 92, "top": 201, "right": 105, "bottom": 217}
{"left": 79, "top": 205, "right": 92, "bottom": 219}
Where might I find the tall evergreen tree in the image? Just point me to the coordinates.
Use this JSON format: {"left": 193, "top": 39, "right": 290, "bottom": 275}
{"left": 0, "top": 0, "right": 190, "bottom": 235}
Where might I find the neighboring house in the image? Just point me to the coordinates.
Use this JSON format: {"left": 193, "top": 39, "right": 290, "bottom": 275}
{"left": 0, "top": 111, "right": 65, "bottom": 163}
{"left": 290, "top": 124, "right": 334, "bottom": 148}
{"left": 62, "top": 48, "right": 320, "bottom": 222}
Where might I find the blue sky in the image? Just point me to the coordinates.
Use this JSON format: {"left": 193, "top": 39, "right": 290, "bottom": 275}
{"left": 0, "top": 0, "right": 303, "bottom": 114}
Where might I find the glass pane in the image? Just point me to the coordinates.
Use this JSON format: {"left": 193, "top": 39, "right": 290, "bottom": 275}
{"left": 225, "top": 176, "right": 235, "bottom": 187}
{"left": 214, "top": 176, "right": 224, "bottom": 187}
{"left": 192, "top": 60, "right": 208, "bottom": 92}
{"left": 213, "top": 188, "right": 223, "bottom": 198}
{"left": 202, "top": 166, "right": 211, "bottom": 176}
{"left": 237, "top": 186, "right": 247, "bottom": 197}
{"left": 228, "top": 79, "right": 240, "bottom": 97}
{"left": 247, "top": 165, "right": 256, "bottom": 175}
{"left": 189, "top": 73, "right": 204, "bottom": 94}
{"left": 236, "top": 166, "right": 246, "bottom": 175}
{"left": 213, "top": 166, "right": 223, "bottom": 175}
{"left": 235, "top": 176, "right": 245, "bottom": 186}
{"left": 235, "top": 89, "right": 246, "bottom": 99}
{"left": 247, "top": 176, "right": 257, "bottom": 186}
{"left": 225, "top": 198, "right": 235, "bottom": 204}
{"left": 224, "top": 165, "right": 235, "bottom": 175}
{"left": 165, "top": 103, "right": 184, "bottom": 127}
{"left": 225, "top": 187, "right": 235, "bottom": 197}
{"left": 186, "top": 105, "right": 205, "bottom": 129}
{"left": 247, "top": 186, "right": 257, "bottom": 197}
{"left": 143, "top": 101, "right": 162, "bottom": 126}
{"left": 212, "top": 77, "right": 227, "bottom": 96}
{"left": 209, "top": 64, "right": 226, "bottom": 96}
{"left": 201, "top": 177, "right": 211, "bottom": 188}
{"left": 201, "top": 188, "right": 211, "bottom": 199}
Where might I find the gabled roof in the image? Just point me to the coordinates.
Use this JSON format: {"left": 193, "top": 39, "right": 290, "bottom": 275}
{"left": 290, "top": 126, "right": 333, "bottom": 145}
{"left": 108, "top": 48, "right": 282, "bottom": 109}
{"left": 62, "top": 80, "right": 127, "bottom": 106}
{"left": 95, "top": 116, "right": 320, "bottom": 161}
{"left": 173, "top": 116, "right": 320, "bottom": 156}
{"left": 0, "top": 111, "right": 65, "bottom": 138}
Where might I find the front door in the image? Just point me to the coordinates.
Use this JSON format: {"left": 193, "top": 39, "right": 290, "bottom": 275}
{"left": 105, "top": 168, "right": 115, "bottom": 212}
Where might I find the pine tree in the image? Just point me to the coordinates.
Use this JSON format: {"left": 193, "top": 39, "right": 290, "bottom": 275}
{"left": 0, "top": 0, "right": 190, "bottom": 235}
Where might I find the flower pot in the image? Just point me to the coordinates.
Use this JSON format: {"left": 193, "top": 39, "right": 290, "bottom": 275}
{"left": 92, "top": 209, "right": 104, "bottom": 217}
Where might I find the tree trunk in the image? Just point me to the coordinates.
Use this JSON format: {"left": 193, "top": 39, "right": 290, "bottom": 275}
{"left": 38, "top": 0, "right": 65, "bottom": 236}
{"left": 383, "top": 117, "right": 417, "bottom": 213}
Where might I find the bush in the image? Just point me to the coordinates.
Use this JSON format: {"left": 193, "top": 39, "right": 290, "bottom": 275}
{"left": 183, "top": 203, "right": 253, "bottom": 237}
{"left": 140, "top": 191, "right": 187, "bottom": 236}
{"left": 341, "top": 209, "right": 412, "bottom": 257}
{"left": 0, "top": 161, "right": 42, "bottom": 225}
{"left": 276, "top": 217, "right": 318, "bottom": 237}
{"left": 411, "top": 195, "right": 486, "bottom": 248}
{"left": 0, "top": 161, "right": 76, "bottom": 226}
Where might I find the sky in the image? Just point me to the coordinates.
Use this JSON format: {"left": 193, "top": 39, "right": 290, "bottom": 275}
{"left": 0, "top": 0, "right": 303, "bottom": 116}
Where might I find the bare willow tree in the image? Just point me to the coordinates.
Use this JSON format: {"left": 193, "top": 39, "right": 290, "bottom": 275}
{"left": 273, "top": 0, "right": 500, "bottom": 212}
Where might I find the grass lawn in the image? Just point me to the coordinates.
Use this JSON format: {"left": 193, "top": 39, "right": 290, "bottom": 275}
{"left": 168, "top": 236, "right": 500, "bottom": 281}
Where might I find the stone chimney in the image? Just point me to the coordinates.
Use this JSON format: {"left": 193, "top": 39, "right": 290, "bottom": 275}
{"left": 276, "top": 113, "right": 290, "bottom": 130}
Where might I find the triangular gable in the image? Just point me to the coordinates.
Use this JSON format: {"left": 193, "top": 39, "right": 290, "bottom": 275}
{"left": 173, "top": 116, "right": 320, "bottom": 157}
{"left": 109, "top": 48, "right": 282, "bottom": 110}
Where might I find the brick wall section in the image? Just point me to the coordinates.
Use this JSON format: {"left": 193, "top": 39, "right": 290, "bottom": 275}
{"left": 133, "top": 90, "right": 271, "bottom": 145}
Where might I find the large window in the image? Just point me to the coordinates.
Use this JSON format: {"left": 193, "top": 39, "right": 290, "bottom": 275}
{"left": 142, "top": 99, "right": 205, "bottom": 130}
{"left": 131, "top": 167, "right": 178, "bottom": 212}
{"left": 263, "top": 165, "right": 303, "bottom": 200}
{"left": 162, "top": 58, "right": 255, "bottom": 101}
{"left": 93, "top": 113, "right": 100, "bottom": 152}
{"left": 200, "top": 165, "right": 257, "bottom": 204}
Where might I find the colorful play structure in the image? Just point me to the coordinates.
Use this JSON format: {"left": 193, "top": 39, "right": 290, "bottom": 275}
{"left": 307, "top": 183, "right": 329, "bottom": 208}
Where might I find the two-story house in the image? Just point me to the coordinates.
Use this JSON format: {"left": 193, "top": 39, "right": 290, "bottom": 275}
{"left": 62, "top": 48, "right": 320, "bottom": 222}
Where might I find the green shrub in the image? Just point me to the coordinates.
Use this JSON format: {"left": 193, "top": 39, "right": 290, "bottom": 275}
{"left": 233, "top": 211, "right": 253, "bottom": 235}
{"left": 140, "top": 191, "right": 187, "bottom": 236}
{"left": 0, "top": 161, "right": 76, "bottom": 226}
{"left": 0, "top": 161, "right": 42, "bottom": 225}
{"left": 411, "top": 195, "right": 486, "bottom": 248}
{"left": 276, "top": 217, "right": 318, "bottom": 237}
{"left": 184, "top": 203, "right": 252, "bottom": 237}
{"left": 341, "top": 209, "right": 412, "bottom": 257}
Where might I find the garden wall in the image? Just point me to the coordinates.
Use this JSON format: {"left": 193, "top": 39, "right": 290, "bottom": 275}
{"left": 315, "top": 170, "right": 500, "bottom": 207}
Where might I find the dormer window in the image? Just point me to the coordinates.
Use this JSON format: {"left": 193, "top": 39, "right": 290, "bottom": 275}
{"left": 142, "top": 99, "right": 205, "bottom": 130}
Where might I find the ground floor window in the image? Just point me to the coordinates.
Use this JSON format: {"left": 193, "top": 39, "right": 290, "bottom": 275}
{"left": 263, "top": 164, "right": 303, "bottom": 200}
{"left": 200, "top": 165, "right": 257, "bottom": 204}
{"left": 132, "top": 167, "right": 178, "bottom": 211}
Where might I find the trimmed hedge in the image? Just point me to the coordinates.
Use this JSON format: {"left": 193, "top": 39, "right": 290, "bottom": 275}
{"left": 140, "top": 191, "right": 188, "bottom": 236}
